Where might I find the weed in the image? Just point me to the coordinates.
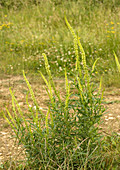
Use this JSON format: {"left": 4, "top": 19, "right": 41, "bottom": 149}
{"left": 3, "top": 18, "right": 119, "bottom": 169}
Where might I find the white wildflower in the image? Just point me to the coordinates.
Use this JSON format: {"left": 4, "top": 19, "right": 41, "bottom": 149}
{"left": 108, "top": 117, "right": 114, "bottom": 120}
{"left": 68, "top": 51, "right": 71, "bottom": 55}
{"left": 33, "top": 106, "right": 37, "bottom": 110}
{"left": 105, "top": 118, "right": 109, "bottom": 121}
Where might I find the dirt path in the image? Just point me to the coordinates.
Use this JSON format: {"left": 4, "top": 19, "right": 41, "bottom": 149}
{"left": 0, "top": 75, "right": 120, "bottom": 165}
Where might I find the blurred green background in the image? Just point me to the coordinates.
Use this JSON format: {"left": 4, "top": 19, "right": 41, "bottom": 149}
{"left": 0, "top": 0, "right": 120, "bottom": 86}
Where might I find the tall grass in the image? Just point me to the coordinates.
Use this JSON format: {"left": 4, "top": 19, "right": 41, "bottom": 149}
{"left": 2, "top": 18, "right": 120, "bottom": 169}
{"left": 0, "top": 0, "right": 120, "bottom": 87}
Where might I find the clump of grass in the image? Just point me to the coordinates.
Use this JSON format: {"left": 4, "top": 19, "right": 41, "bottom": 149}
{"left": 3, "top": 18, "right": 120, "bottom": 169}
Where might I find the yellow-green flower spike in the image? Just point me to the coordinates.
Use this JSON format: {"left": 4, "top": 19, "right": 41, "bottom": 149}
{"left": 65, "top": 16, "right": 81, "bottom": 72}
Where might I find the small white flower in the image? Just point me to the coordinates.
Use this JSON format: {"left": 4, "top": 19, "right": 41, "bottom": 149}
{"left": 19, "top": 102, "right": 23, "bottom": 106}
{"left": 33, "top": 106, "right": 37, "bottom": 110}
{"left": 59, "top": 67, "right": 62, "bottom": 71}
{"left": 29, "top": 105, "right": 32, "bottom": 108}
{"left": 105, "top": 118, "right": 109, "bottom": 121}
{"left": 68, "top": 51, "right": 71, "bottom": 55}
{"left": 0, "top": 132, "right": 7, "bottom": 135}
{"left": 108, "top": 117, "right": 114, "bottom": 120}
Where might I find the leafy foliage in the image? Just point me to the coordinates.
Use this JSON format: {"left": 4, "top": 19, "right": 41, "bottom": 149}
{"left": 3, "top": 18, "right": 120, "bottom": 169}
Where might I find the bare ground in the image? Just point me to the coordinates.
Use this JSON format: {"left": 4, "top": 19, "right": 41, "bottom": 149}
{"left": 0, "top": 75, "right": 120, "bottom": 165}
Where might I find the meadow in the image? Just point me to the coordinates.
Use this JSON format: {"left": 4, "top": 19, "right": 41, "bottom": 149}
{"left": 0, "top": 0, "right": 120, "bottom": 169}
{"left": 0, "top": 0, "right": 120, "bottom": 85}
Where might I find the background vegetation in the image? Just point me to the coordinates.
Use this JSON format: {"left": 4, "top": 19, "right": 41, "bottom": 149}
{"left": 0, "top": 0, "right": 120, "bottom": 86}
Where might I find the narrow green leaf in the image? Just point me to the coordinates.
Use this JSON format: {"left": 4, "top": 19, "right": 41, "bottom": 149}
{"left": 114, "top": 51, "right": 120, "bottom": 72}
{"left": 99, "top": 76, "right": 103, "bottom": 93}
{"left": 45, "top": 107, "right": 50, "bottom": 136}
{"left": 92, "top": 58, "right": 100, "bottom": 73}
{"left": 5, "top": 108, "right": 18, "bottom": 129}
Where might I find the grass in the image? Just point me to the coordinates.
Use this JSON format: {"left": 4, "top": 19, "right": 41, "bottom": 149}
{"left": 0, "top": 0, "right": 120, "bottom": 86}
{"left": 0, "top": 0, "right": 120, "bottom": 169}
{"left": 1, "top": 14, "right": 120, "bottom": 169}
